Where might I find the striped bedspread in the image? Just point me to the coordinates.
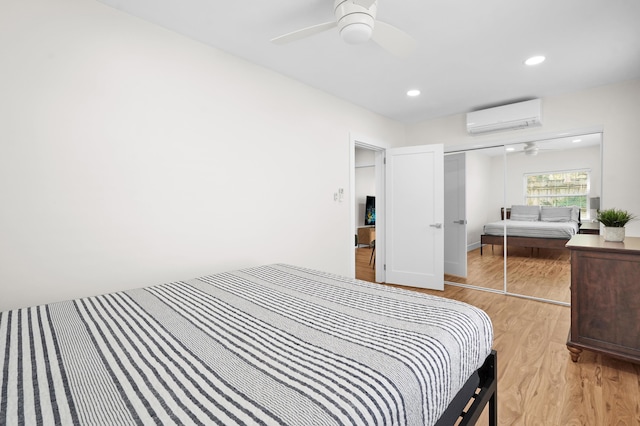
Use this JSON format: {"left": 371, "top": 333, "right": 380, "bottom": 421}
{"left": 1, "top": 264, "right": 493, "bottom": 426}
{"left": 483, "top": 219, "right": 579, "bottom": 239}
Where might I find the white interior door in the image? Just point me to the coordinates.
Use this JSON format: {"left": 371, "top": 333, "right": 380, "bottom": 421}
{"left": 444, "top": 153, "right": 467, "bottom": 277}
{"left": 385, "top": 144, "right": 444, "bottom": 290}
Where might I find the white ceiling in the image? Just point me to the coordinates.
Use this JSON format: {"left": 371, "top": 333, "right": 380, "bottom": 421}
{"left": 96, "top": 0, "right": 640, "bottom": 123}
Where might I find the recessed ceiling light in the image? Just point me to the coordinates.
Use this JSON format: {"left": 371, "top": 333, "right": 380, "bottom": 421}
{"left": 525, "top": 55, "right": 546, "bottom": 66}
{"left": 407, "top": 89, "right": 421, "bottom": 97}
{"left": 572, "top": 139, "right": 582, "bottom": 143}
{"left": 506, "top": 147, "right": 515, "bottom": 152}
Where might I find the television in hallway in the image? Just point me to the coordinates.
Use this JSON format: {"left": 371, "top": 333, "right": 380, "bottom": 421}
{"left": 365, "top": 195, "right": 375, "bottom": 226}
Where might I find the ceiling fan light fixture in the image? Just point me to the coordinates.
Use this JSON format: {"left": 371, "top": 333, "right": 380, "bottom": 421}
{"left": 271, "top": 0, "right": 415, "bottom": 56}
{"left": 407, "top": 89, "right": 421, "bottom": 97}
{"left": 340, "top": 23, "right": 373, "bottom": 44}
{"left": 525, "top": 55, "right": 546, "bottom": 66}
{"left": 335, "top": 0, "right": 376, "bottom": 44}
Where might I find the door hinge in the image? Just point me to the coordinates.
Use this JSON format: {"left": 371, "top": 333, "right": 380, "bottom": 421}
{"left": 384, "top": 264, "right": 386, "bottom": 271}
{"left": 383, "top": 157, "right": 386, "bottom": 165}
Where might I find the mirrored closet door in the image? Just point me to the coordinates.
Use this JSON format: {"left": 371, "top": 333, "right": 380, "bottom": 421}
{"left": 444, "top": 132, "right": 602, "bottom": 305}
{"left": 504, "top": 133, "right": 602, "bottom": 304}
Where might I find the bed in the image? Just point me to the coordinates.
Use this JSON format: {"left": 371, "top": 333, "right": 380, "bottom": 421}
{"left": 0, "top": 264, "right": 496, "bottom": 426}
{"left": 481, "top": 205, "right": 580, "bottom": 255}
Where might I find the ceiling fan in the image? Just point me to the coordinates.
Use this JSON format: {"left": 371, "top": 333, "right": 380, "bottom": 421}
{"left": 271, "top": 0, "right": 417, "bottom": 57}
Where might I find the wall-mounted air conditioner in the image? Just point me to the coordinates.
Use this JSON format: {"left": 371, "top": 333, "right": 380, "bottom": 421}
{"left": 466, "top": 99, "right": 542, "bottom": 135}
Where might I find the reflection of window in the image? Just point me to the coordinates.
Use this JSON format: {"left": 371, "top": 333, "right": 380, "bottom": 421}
{"left": 524, "top": 169, "right": 590, "bottom": 218}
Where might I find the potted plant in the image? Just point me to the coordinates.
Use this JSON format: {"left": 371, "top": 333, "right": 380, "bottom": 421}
{"left": 596, "top": 208, "right": 637, "bottom": 242}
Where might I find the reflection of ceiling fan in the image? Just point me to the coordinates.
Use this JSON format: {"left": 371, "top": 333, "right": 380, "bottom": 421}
{"left": 523, "top": 142, "right": 539, "bottom": 156}
{"left": 271, "top": 0, "right": 417, "bottom": 57}
{"left": 509, "top": 142, "right": 560, "bottom": 156}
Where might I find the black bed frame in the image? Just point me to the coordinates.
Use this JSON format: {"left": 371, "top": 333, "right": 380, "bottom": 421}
{"left": 437, "top": 350, "right": 497, "bottom": 425}
{"left": 460, "top": 350, "right": 498, "bottom": 425}
{"left": 458, "top": 350, "right": 498, "bottom": 426}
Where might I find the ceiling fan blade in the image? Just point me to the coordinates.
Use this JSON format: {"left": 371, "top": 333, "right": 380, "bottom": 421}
{"left": 271, "top": 21, "right": 337, "bottom": 45}
{"left": 371, "top": 20, "right": 417, "bottom": 57}
{"left": 352, "top": 0, "right": 376, "bottom": 9}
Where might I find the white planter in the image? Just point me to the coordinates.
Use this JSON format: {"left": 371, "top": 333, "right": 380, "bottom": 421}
{"left": 603, "top": 226, "right": 625, "bottom": 242}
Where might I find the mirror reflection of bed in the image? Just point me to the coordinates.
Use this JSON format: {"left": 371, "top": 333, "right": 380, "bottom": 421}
{"left": 444, "top": 133, "right": 602, "bottom": 305}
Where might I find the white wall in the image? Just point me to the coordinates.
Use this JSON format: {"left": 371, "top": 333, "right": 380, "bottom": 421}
{"left": 407, "top": 79, "right": 640, "bottom": 237}
{"left": 0, "top": 0, "right": 405, "bottom": 311}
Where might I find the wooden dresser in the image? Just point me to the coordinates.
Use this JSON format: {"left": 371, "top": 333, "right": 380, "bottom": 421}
{"left": 566, "top": 234, "right": 640, "bottom": 364}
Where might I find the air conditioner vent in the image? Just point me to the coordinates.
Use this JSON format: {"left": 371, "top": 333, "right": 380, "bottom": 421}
{"left": 466, "top": 99, "right": 542, "bottom": 135}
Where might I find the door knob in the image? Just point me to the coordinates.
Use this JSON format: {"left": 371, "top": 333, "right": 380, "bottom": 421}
{"left": 430, "top": 223, "right": 443, "bottom": 229}
{"left": 453, "top": 220, "right": 467, "bottom": 224}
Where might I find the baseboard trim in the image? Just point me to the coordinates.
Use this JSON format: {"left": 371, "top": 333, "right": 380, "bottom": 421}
{"left": 467, "top": 242, "right": 481, "bottom": 252}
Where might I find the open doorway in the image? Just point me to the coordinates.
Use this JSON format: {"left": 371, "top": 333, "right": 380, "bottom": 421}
{"left": 350, "top": 135, "right": 445, "bottom": 290}
{"left": 349, "top": 136, "right": 386, "bottom": 284}
{"left": 354, "top": 147, "right": 377, "bottom": 282}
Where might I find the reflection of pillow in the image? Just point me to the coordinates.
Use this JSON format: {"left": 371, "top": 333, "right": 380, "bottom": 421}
{"left": 510, "top": 205, "right": 540, "bottom": 221}
{"left": 570, "top": 206, "right": 580, "bottom": 222}
{"left": 541, "top": 206, "right": 573, "bottom": 222}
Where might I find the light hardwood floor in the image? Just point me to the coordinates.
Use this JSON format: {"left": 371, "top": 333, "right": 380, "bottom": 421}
{"left": 355, "top": 247, "right": 640, "bottom": 425}
{"left": 445, "top": 246, "right": 572, "bottom": 303}
{"left": 355, "top": 245, "right": 376, "bottom": 282}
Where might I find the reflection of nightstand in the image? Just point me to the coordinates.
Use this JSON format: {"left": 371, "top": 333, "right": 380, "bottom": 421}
{"left": 579, "top": 222, "right": 600, "bottom": 235}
